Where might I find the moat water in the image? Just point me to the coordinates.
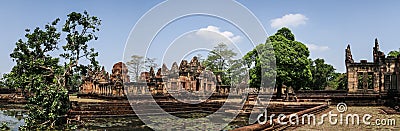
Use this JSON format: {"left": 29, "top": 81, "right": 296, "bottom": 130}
{"left": 0, "top": 105, "right": 26, "bottom": 131}
{"left": 0, "top": 105, "right": 246, "bottom": 130}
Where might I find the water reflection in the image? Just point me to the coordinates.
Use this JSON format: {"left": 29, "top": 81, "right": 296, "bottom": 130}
{"left": 0, "top": 109, "right": 26, "bottom": 131}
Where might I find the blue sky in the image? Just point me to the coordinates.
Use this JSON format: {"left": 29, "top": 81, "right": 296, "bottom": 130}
{"left": 1, "top": 0, "right": 400, "bottom": 76}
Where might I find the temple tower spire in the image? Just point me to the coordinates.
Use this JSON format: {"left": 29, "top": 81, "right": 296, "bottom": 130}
{"left": 346, "top": 44, "right": 354, "bottom": 63}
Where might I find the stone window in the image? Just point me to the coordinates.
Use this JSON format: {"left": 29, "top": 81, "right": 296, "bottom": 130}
{"left": 384, "top": 74, "right": 391, "bottom": 90}
{"left": 391, "top": 74, "right": 398, "bottom": 90}
{"left": 171, "top": 82, "right": 177, "bottom": 90}
{"left": 357, "top": 72, "right": 374, "bottom": 89}
{"left": 357, "top": 72, "right": 364, "bottom": 89}
{"left": 367, "top": 72, "right": 374, "bottom": 89}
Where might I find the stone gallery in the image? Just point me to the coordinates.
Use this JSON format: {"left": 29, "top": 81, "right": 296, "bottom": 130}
{"left": 128, "top": 56, "right": 218, "bottom": 95}
{"left": 346, "top": 39, "right": 400, "bottom": 93}
{"left": 80, "top": 62, "right": 130, "bottom": 96}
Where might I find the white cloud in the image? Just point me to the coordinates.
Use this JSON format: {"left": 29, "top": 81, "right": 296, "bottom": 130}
{"left": 195, "top": 26, "right": 242, "bottom": 43}
{"left": 271, "top": 14, "right": 308, "bottom": 29}
{"left": 306, "top": 44, "right": 329, "bottom": 52}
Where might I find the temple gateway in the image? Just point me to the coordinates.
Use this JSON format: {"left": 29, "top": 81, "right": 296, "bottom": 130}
{"left": 346, "top": 38, "right": 400, "bottom": 93}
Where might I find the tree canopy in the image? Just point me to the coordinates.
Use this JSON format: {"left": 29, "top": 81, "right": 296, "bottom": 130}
{"left": 327, "top": 73, "right": 347, "bottom": 90}
{"left": 3, "top": 11, "right": 101, "bottom": 129}
{"left": 245, "top": 27, "right": 314, "bottom": 97}
{"left": 60, "top": 11, "right": 101, "bottom": 91}
{"left": 388, "top": 48, "right": 400, "bottom": 57}
{"left": 203, "top": 43, "right": 237, "bottom": 85}
{"left": 309, "top": 58, "right": 335, "bottom": 90}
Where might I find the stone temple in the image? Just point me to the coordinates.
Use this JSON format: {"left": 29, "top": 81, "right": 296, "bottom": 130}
{"left": 132, "top": 56, "right": 219, "bottom": 95}
{"left": 80, "top": 62, "right": 130, "bottom": 97}
{"left": 346, "top": 38, "right": 400, "bottom": 93}
{"left": 80, "top": 57, "right": 221, "bottom": 97}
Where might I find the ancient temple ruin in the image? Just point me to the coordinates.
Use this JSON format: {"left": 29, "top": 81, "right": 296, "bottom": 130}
{"left": 80, "top": 57, "right": 227, "bottom": 97}
{"left": 80, "top": 62, "right": 130, "bottom": 96}
{"left": 134, "top": 56, "right": 218, "bottom": 94}
{"left": 346, "top": 38, "right": 400, "bottom": 93}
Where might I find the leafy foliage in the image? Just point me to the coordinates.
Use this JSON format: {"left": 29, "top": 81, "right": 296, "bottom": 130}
{"left": 4, "top": 19, "right": 69, "bottom": 129}
{"left": 203, "top": 43, "right": 237, "bottom": 85}
{"left": 1, "top": 122, "right": 10, "bottom": 130}
{"left": 272, "top": 28, "right": 312, "bottom": 92}
{"left": 245, "top": 27, "right": 312, "bottom": 97}
{"left": 60, "top": 11, "right": 101, "bottom": 91}
{"left": 309, "top": 58, "right": 335, "bottom": 90}
{"left": 388, "top": 48, "right": 400, "bottom": 57}
{"left": 3, "top": 11, "right": 101, "bottom": 129}
{"left": 244, "top": 27, "right": 343, "bottom": 95}
{"left": 327, "top": 73, "right": 348, "bottom": 90}
{"left": 243, "top": 43, "right": 276, "bottom": 89}
{"left": 0, "top": 76, "right": 5, "bottom": 89}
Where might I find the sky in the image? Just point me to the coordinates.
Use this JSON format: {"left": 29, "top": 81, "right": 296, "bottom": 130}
{"left": 1, "top": 0, "right": 400, "bottom": 76}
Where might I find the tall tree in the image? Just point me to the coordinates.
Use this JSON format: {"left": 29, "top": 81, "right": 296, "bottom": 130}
{"left": 227, "top": 59, "right": 248, "bottom": 86}
{"left": 4, "top": 19, "right": 69, "bottom": 129}
{"left": 243, "top": 43, "right": 276, "bottom": 89}
{"left": 0, "top": 74, "right": 4, "bottom": 89}
{"left": 126, "top": 55, "right": 145, "bottom": 82}
{"left": 327, "top": 73, "right": 348, "bottom": 90}
{"left": 60, "top": 11, "right": 101, "bottom": 91}
{"left": 203, "top": 43, "right": 237, "bottom": 85}
{"left": 388, "top": 48, "right": 400, "bottom": 57}
{"left": 245, "top": 27, "right": 311, "bottom": 97}
{"left": 309, "top": 58, "right": 335, "bottom": 90}
{"left": 126, "top": 55, "right": 159, "bottom": 82}
{"left": 3, "top": 11, "right": 102, "bottom": 129}
{"left": 275, "top": 27, "right": 295, "bottom": 41}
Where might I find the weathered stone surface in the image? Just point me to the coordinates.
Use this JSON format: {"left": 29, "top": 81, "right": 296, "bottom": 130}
{"left": 346, "top": 38, "right": 400, "bottom": 93}
{"left": 80, "top": 62, "right": 130, "bottom": 97}
{"left": 136, "top": 56, "right": 217, "bottom": 94}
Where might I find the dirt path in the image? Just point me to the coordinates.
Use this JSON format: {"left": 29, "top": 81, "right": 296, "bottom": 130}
{"left": 293, "top": 106, "right": 400, "bottom": 130}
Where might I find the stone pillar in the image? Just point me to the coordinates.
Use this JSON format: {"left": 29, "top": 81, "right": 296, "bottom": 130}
{"left": 108, "top": 85, "right": 111, "bottom": 96}
{"left": 347, "top": 68, "right": 357, "bottom": 93}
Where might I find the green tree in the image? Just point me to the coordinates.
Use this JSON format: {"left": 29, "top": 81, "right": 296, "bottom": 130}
{"left": 275, "top": 27, "right": 295, "bottom": 41}
{"left": 3, "top": 11, "right": 101, "bottom": 129}
{"left": 1, "top": 122, "right": 10, "bottom": 130}
{"left": 245, "top": 27, "right": 311, "bottom": 97}
{"left": 309, "top": 58, "right": 335, "bottom": 90}
{"left": 0, "top": 75, "right": 4, "bottom": 89}
{"left": 4, "top": 19, "right": 69, "bottom": 129}
{"left": 203, "top": 43, "right": 237, "bottom": 85}
{"left": 388, "top": 48, "right": 400, "bottom": 57}
{"left": 327, "top": 73, "right": 348, "bottom": 90}
{"left": 60, "top": 11, "right": 101, "bottom": 91}
{"left": 272, "top": 28, "right": 312, "bottom": 96}
{"left": 243, "top": 43, "right": 276, "bottom": 89}
{"left": 228, "top": 59, "right": 248, "bottom": 86}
